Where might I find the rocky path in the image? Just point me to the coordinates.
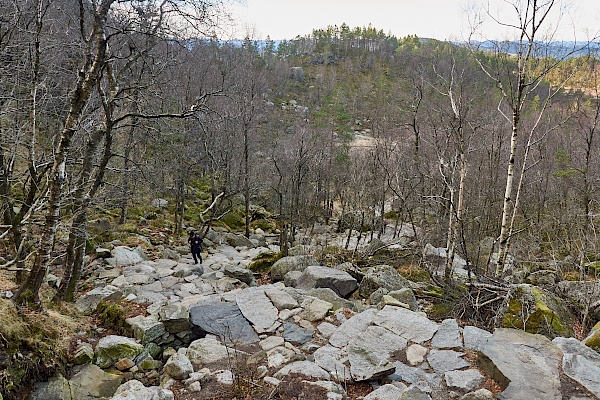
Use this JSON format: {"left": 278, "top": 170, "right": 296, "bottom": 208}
{"left": 30, "top": 230, "right": 600, "bottom": 400}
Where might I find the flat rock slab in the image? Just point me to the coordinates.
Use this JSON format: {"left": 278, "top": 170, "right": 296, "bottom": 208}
{"left": 372, "top": 306, "right": 438, "bottom": 343}
{"left": 479, "top": 328, "right": 563, "bottom": 400}
{"left": 348, "top": 326, "right": 406, "bottom": 381}
{"left": 313, "top": 345, "right": 352, "bottom": 382}
{"left": 329, "top": 308, "right": 377, "bottom": 348}
{"left": 390, "top": 363, "right": 442, "bottom": 393}
{"left": 431, "top": 319, "right": 462, "bottom": 349}
{"left": 189, "top": 301, "right": 259, "bottom": 344}
{"left": 264, "top": 287, "right": 299, "bottom": 310}
{"left": 427, "top": 349, "right": 470, "bottom": 373}
{"left": 235, "top": 287, "right": 279, "bottom": 333}
{"left": 273, "top": 360, "right": 331, "bottom": 380}
{"left": 444, "top": 369, "right": 484, "bottom": 391}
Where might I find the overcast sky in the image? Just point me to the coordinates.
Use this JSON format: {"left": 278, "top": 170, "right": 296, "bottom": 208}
{"left": 225, "top": 0, "right": 600, "bottom": 42}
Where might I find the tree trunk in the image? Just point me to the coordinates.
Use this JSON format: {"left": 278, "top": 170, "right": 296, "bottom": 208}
{"left": 13, "top": 0, "right": 114, "bottom": 308}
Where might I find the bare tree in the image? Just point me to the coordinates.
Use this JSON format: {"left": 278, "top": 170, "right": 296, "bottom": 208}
{"left": 470, "top": 0, "right": 584, "bottom": 276}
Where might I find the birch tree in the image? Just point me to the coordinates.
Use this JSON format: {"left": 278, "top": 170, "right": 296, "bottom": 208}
{"left": 470, "top": 0, "right": 581, "bottom": 276}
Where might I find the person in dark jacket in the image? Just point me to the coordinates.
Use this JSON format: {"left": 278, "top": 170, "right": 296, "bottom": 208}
{"left": 188, "top": 230, "right": 203, "bottom": 264}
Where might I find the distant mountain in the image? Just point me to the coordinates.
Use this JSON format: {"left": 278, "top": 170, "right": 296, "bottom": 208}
{"left": 466, "top": 40, "right": 600, "bottom": 58}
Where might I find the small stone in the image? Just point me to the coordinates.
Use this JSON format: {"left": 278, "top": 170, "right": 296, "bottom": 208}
{"left": 264, "top": 376, "right": 281, "bottom": 386}
{"left": 115, "top": 358, "right": 135, "bottom": 371}
{"left": 188, "top": 381, "right": 202, "bottom": 392}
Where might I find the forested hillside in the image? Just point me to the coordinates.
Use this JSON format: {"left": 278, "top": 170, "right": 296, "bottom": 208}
{"left": 2, "top": 0, "right": 600, "bottom": 398}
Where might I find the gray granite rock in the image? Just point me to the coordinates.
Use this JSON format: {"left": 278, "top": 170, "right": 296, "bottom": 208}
{"left": 235, "top": 287, "right": 279, "bottom": 333}
{"left": 159, "top": 303, "right": 190, "bottom": 333}
{"left": 359, "top": 265, "right": 411, "bottom": 298}
{"left": 444, "top": 369, "right": 485, "bottom": 391}
{"left": 463, "top": 325, "right": 492, "bottom": 351}
{"left": 75, "top": 285, "right": 122, "bottom": 315}
{"left": 271, "top": 255, "right": 318, "bottom": 281}
{"left": 224, "top": 264, "right": 256, "bottom": 286}
{"left": 479, "top": 328, "right": 563, "bottom": 400}
{"left": 364, "top": 383, "right": 407, "bottom": 400}
{"left": 390, "top": 363, "right": 442, "bottom": 393}
{"left": 329, "top": 308, "right": 377, "bottom": 348}
{"left": 553, "top": 337, "right": 600, "bottom": 397}
{"left": 273, "top": 361, "right": 331, "bottom": 380}
{"left": 348, "top": 326, "right": 406, "bottom": 381}
{"left": 112, "top": 246, "right": 148, "bottom": 266}
{"left": 431, "top": 319, "right": 462, "bottom": 349}
{"left": 189, "top": 301, "right": 259, "bottom": 344}
{"left": 108, "top": 379, "right": 174, "bottom": 400}
{"left": 372, "top": 306, "right": 438, "bottom": 343}
{"left": 69, "top": 364, "right": 122, "bottom": 400}
{"left": 125, "top": 315, "right": 166, "bottom": 345}
{"left": 164, "top": 352, "right": 193, "bottom": 380}
{"left": 427, "top": 349, "right": 471, "bottom": 374}
{"left": 313, "top": 345, "right": 352, "bottom": 382}
{"left": 295, "top": 266, "right": 358, "bottom": 297}
{"left": 264, "top": 287, "right": 299, "bottom": 310}
{"left": 283, "top": 321, "right": 314, "bottom": 345}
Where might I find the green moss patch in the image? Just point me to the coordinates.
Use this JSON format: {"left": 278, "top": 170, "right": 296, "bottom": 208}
{"left": 248, "top": 251, "right": 283, "bottom": 274}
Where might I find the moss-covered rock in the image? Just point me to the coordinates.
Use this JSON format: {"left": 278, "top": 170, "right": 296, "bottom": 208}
{"left": 248, "top": 251, "right": 283, "bottom": 274}
{"left": 584, "top": 321, "right": 600, "bottom": 352}
{"left": 499, "top": 284, "right": 576, "bottom": 338}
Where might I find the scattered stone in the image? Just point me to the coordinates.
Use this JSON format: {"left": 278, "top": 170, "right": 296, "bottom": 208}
{"left": 406, "top": 344, "right": 428, "bottom": 366}
{"left": 164, "top": 352, "right": 193, "bottom": 380}
{"left": 444, "top": 369, "right": 485, "bottom": 391}
{"left": 364, "top": 383, "right": 407, "bottom": 400}
{"left": 283, "top": 321, "right": 314, "bottom": 345}
{"left": 301, "top": 298, "right": 333, "bottom": 322}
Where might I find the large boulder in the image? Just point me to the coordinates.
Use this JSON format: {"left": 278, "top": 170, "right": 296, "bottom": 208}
{"left": 222, "top": 232, "right": 255, "bottom": 248}
{"left": 75, "top": 285, "right": 122, "bottom": 315}
{"left": 479, "top": 328, "right": 563, "bottom": 400}
{"left": 94, "top": 335, "right": 144, "bottom": 369}
{"left": 270, "top": 255, "right": 318, "bottom": 281}
{"left": 69, "top": 364, "right": 123, "bottom": 400}
{"left": 553, "top": 337, "right": 600, "bottom": 397}
{"left": 108, "top": 380, "right": 174, "bottom": 400}
{"left": 358, "top": 265, "right": 411, "bottom": 299}
{"left": 499, "top": 284, "right": 576, "bottom": 338}
{"left": 111, "top": 246, "right": 148, "bottom": 266}
{"left": 295, "top": 266, "right": 358, "bottom": 297}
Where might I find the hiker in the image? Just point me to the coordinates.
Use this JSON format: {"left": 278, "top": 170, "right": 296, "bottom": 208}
{"left": 188, "top": 230, "right": 204, "bottom": 265}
